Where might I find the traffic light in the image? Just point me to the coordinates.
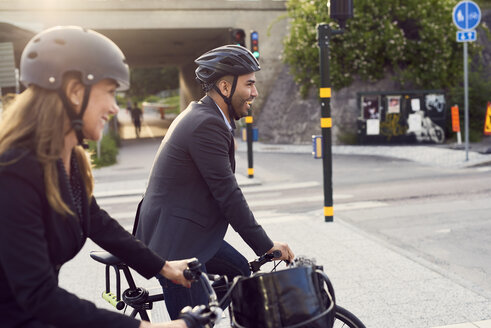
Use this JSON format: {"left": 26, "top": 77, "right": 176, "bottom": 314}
{"left": 232, "top": 29, "right": 246, "bottom": 47}
{"left": 250, "top": 31, "right": 259, "bottom": 59}
{"left": 329, "top": 0, "right": 353, "bottom": 28}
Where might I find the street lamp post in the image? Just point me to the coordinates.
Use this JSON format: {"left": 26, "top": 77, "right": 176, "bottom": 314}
{"left": 318, "top": 0, "right": 353, "bottom": 222}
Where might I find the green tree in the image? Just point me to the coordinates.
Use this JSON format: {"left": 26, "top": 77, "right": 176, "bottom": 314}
{"left": 127, "top": 66, "right": 179, "bottom": 101}
{"left": 283, "top": 0, "right": 482, "bottom": 96}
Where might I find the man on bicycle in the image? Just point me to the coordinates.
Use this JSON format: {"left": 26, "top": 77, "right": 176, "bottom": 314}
{"left": 136, "top": 45, "right": 294, "bottom": 319}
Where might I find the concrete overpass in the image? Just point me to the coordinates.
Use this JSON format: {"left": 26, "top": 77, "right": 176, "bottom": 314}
{"left": 0, "top": 0, "right": 288, "bottom": 110}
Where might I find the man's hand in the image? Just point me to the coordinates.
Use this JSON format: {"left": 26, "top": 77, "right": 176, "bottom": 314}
{"left": 160, "top": 258, "right": 197, "bottom": 288}
{"left": 267, "top": 241, "right": 294, "bottom": 262}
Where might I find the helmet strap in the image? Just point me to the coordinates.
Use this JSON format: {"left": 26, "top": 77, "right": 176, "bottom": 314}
{"left": 57, "top": 85, "right": 92, "bottom": 149}
{"left": 213, "top": 76, "right": 240, "bottom": 122}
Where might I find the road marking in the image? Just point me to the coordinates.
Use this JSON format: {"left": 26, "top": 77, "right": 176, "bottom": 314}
{"left": 335, "top": 201, "right": 387, "bottom": 211}
{"left": 123, "top": 224, "right": 133, "bottom": 231}
{"left": 111, "top": 211, "right": 138, "bottom": 220}
{"left": 241, "top": 181, "right": 320, "bottom": 193}
{"left": 97, "top": 195, "right": 142, "bottom": 206}
{"left": 112, "top": 201, "right": 386, "bottom": 227}
{"left": 101, "top": 193, "right": 354, "bottom": 209}
{"left": 257, "top": 201, "right": 387, "bottom": 224}
{"left": 248, "top": 195, "right": 324, "bottom": 207}
{"left": 143, "top": 122, "right": 155, "bottom": 138}
{"left": 94, "top": 188, "right": 145, "bottom": 198}
{"left": 247, "top": 194, "right": 356, "bottom": 209}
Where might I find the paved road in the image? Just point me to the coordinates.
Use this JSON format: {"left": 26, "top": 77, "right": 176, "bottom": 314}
{"left": 57, "top": 131, "right": 491, "bottom": 327}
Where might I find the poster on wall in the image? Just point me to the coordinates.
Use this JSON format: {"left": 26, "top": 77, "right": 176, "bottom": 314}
{"left": 407, "top": 113, "right": 423, "bottom": 132}
{"left": 366, "top": 119, "right": 380, "bottom": 135}
{"left": 410, "top": 98, "right": 421, "bottom": 111}
{"left": 362, "top": 95, "right": 380, "bottom": 119}
{"left": 387, "top": 96, "right": 401, "bottom": 114}
{"left": 425, "top": 94, "right": 445, "bottom": 119}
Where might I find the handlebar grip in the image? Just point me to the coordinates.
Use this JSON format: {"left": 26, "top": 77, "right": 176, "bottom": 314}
{"left": 183, "top": 269, "right": 194, "bottom": 281}
{"left": 271, "top": 250, "right": 282, "bottom": 259}
{"left": 184, "top": 260, "right": 202, "bottom": 281}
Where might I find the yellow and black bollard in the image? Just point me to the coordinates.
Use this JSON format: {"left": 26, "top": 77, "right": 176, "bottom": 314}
{"left": 245, "top": 111, "right": 254, "bottom": 178}
{"left": 318, "top": 24, "right": 334, "bottom": 222}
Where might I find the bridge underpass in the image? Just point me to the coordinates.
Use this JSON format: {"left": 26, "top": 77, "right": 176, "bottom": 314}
{"left": 0, "top": 0, "right": 288, "bottom": 113}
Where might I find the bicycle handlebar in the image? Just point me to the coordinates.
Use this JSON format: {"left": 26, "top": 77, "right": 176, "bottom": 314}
{"left": 249, "top": 250, "right": 283, "bottom": 273}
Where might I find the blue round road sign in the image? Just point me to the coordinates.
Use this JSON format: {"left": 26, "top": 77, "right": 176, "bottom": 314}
{"left": 453, "top": 1, "right": 481, "bottom": 30}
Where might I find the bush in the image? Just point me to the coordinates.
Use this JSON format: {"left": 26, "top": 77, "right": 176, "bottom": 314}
{"left": 87, "top": 132, "right": 119, "bottom": 168}
{"left": 447, "top": 67, "right": 491, "bottom": 142}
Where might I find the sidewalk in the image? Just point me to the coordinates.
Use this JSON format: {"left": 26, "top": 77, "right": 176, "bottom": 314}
{"left": 91, "top": 137, "right": 491, "bottom": 328}
{"left": 235, "top": 138, "right": 491, "bottom": 169}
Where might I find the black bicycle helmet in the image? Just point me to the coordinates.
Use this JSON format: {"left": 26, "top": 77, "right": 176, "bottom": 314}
{"left": 20, "top": 26, "right": 130, "bottom": 146}
{"left": 195, "top": 44, "right": 260, "bottom": 84}
{"left": 195, "top": 45, "right": 260, "bottom": 121}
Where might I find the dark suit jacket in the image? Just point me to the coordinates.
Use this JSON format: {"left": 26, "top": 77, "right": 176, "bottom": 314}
{"left": 0, "top": 149, "right": 165, "bottom": 328}
{"left": 136, "top": 96, "right": 273, "bottom": 263}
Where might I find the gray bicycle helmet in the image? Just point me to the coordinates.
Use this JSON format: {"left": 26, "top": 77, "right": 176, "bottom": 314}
{"left": 20, "top": 26, "right": 130, "bottom": 147}
{"left": 20, "top": 25, "right": 129, "bottom": 91}
{"left": 195, "top": 45, "right": 260, "bottom": 120}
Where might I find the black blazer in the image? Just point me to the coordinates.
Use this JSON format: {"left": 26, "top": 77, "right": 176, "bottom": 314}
{"left": 0, "top": 149, "right": 165, "bottom": 328}
{"left": 136, "top": 96, "right": 273, "bottom": 263}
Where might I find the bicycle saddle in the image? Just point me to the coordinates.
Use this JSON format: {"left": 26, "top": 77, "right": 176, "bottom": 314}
{"left": 90, "top": 251, "right": 124, "bottom": 266}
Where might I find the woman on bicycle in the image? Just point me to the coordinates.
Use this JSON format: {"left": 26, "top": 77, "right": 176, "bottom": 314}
{"left": 0, "top": 26, "right": 191, "bottom": 328}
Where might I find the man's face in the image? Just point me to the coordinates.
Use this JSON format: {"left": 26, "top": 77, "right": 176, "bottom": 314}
{"left": 231, "top": 72, "right": 258, "bottom": 118}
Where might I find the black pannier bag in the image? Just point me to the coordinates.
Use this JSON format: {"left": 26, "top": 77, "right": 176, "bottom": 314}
{"left": 230, "top": 265, "right": 334, "bottom": 328}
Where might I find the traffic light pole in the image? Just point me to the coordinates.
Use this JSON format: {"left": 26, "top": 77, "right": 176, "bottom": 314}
{"left": 317, "top": 24, "right": 343, "bottom": 222}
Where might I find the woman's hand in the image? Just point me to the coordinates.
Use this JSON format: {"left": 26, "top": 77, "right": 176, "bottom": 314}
{"left": 159, "top": 258, "right": 197, "bottom": 288}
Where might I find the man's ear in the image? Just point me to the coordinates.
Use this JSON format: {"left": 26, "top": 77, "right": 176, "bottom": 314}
{"left": 64, "top": 78, "right": 85, "bottom": 111}
{"left": 216, "top": 78, "right": 231, "bottom": 97}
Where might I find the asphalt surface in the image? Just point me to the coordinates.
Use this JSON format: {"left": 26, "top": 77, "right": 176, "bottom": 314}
{"left": 77, "top": 131, "right": 491, "bottom": 328}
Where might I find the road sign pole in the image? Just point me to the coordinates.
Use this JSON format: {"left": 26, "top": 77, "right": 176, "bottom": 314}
{"left": 464, "top": 41, "right": 469, "bottom": 161}
{"left": 453, "top": 0, "right": 481, "bottom": 161}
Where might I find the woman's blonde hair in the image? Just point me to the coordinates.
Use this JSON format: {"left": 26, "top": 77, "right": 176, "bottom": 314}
{"left": 0, "top": 77, "right": 93, "bottom": 216}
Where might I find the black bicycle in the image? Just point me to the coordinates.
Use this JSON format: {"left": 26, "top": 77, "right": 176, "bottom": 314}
{"left": 90, "top": 250, "right": 365, "bottom": 328}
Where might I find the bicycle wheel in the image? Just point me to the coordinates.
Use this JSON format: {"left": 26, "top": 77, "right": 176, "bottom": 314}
{"left": 333, "top": 305, "right": 366, "bottom": 328}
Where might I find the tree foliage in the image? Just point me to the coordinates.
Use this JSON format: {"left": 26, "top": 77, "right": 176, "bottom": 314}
{"left": 283, "top": 0, "right": 482, "bottom": 96}
{"left": 127, "top": 66, "right": 179, "bottom": 101}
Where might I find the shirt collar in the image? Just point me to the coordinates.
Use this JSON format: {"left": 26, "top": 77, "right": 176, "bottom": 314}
{"left": 214, "top": 102, "right": 233, "bottom": 131}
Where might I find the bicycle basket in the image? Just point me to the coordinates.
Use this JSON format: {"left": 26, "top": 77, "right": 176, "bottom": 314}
{"left": 230, "top": 266, "right": 334, "bottom": 328}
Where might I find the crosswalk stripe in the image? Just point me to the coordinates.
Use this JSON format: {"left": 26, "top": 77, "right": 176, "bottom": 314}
{"left": 335, "top": 201, "right": 387, "bottom": 211}
{"left": 258, "top": 201, "right": 387, "bottom": 224}
{"left": 241, "top": 181, "right": 320, "bottom": 193}
{"left": 100, "top": 193, "right": 355, "bottom": 209}
{"left": 248, "top": 194, "right": 354, "bottom": 207}
{"left": 109, "top": 201, "right": 387, "bottom": 225}
{"left": 97, "top": 195, "right": 142, "bottom": 206}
